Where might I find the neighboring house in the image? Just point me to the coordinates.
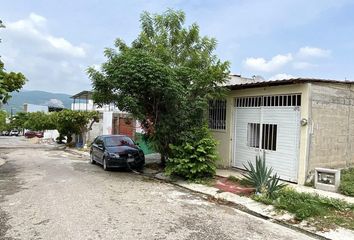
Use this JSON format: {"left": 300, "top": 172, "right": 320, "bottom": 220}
{"left": 24, "top": 103, "right": 49, "bottom": 113}
{"left": 24, "top": 103, "right": 65, "bottom": 113}
{"left": 71, "top": 90, "right": 138, "bottom": 146}
{"left": 210, "top": 77, "right": 354, "bottom": 185}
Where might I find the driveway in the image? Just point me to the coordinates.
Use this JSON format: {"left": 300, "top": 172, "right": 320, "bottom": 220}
{"left": 0, "top": 136, "right": 314, "bottom": 240}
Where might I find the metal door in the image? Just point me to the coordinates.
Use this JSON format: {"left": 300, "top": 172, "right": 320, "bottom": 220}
{"left": 232, "top": 95, "right": 301, "bottom": 182}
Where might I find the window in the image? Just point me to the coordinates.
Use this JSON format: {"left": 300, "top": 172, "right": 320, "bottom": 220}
{"left": 247, "top": 123, "right": 277, "bottom": 151}
{"left": 208, "top": 100, "right": 226, "bottom": 130}
{"left": 104, "top": 136, "right": 135, "bottom": 147}
{"left": 236, "top": 94, "right": 301, "bottom": 107}
{"left": 94, "top": 137, "right": 104, "bottom": 146}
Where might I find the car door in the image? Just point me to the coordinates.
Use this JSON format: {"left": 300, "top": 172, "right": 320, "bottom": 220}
{"left": 92, "top": 137, "right": 103, "bottom": 163}
{"left": 95, "top": 137, "right": 105, "bottom": 163}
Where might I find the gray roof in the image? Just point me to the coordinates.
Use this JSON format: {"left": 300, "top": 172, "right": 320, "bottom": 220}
{"left": 70, "top": 90, "right": 93, "bottom": 99}
{"left": 226, "top": 78, "right": 354, "bottom": 90}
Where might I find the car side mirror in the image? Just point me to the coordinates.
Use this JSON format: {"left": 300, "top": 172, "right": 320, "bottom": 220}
{"left": 97, "top": 143, "right": 104, "bottom": 149}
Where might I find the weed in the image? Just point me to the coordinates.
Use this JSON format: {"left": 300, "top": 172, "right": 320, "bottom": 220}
{"left": 253, "top": 187, "right": 354, "bottom": 230}
{"left": 339, "top": 168, "right": 354, "bottom": 197}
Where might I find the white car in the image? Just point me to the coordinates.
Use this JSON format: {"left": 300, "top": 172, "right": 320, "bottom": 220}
{"left": 10, "top": 130, "right": 19, "bottom": 136}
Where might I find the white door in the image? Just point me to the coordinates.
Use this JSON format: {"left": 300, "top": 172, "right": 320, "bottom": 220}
{"left": 233, "top": 98, "right": 300, "bottom": 182}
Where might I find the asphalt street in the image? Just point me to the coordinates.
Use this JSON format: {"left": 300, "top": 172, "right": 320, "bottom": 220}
{"left": 0, "top": 136, "right": 314, "bottom": 240}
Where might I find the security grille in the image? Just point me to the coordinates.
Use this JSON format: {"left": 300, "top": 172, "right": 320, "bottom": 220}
{"left": 247, "top": 123, "right": 277, "bottom": 151}
{"left": 208, "top": 99, "right": 226, "bottom": 130}
{"left": 236, "top": 94, "right": 301, "bottom": 107}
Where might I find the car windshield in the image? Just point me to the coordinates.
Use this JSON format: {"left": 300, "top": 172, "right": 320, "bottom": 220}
{"left": 104, "top": 136, "right": 135, "bottom": 147}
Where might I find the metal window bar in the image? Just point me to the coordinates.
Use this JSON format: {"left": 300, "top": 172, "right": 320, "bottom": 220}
{"left": 208, "top": 100, "right": 226, "bottom": 130}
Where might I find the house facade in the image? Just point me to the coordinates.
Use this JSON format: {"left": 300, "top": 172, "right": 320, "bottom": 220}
{"left": 210, "top": 78, "right": 354, "bottom": 185}
{"left": 70, "top": 90, "right": 138, "bottom": 146}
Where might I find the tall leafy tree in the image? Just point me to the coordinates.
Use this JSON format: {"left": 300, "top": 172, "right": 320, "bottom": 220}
{"left": 0, "top": 20, "right": 26, "bottom": 104}
{"left": 88, "top": 10, "right": 229, "bottom": 164}
{"left": 0, "top": 110, "right": 7, "bottom": 131}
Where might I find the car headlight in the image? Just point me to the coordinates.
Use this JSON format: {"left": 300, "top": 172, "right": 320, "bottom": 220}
{"left": 109, "top": 153, "right": 120, "bottom": 158}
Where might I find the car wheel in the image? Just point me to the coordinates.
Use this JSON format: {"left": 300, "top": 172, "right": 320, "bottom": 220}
{"left": 90, "top": 153, "right": 95, "bottom": 164}
{"left": 136, "top": 163, "right": 144, "bottom": 172}
{"left": 103, "top": 157, "right": 108, "bottom": 171}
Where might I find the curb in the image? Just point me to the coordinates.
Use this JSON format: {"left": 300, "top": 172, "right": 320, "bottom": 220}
{"left": 0, "top": 158, "right": 5, "bottom": 167}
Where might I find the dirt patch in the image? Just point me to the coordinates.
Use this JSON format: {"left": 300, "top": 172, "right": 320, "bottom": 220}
{"left": 213, "top": 176, "right": 255, "bottom": 196}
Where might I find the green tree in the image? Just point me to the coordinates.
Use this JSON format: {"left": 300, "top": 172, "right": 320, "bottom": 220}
{"left": 0, "top": 110, "right": 7, "bottom": 131}
{"left": 23, "top": 112, "right": 56, "bottom": 131}
{"left": 9, "top": 112, "right": 29, "bottom": 133}
{"left": 53, "top": 110, "right": 99, "bottom": 144}
{"left": 0, "top": 20, "right": 26, "bottom": 104}
{"left": 88, "top": 10, "right": 229, "bottom": 166}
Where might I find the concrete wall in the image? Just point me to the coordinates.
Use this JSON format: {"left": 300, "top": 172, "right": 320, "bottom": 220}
{"left": 211, "top": 83, "right": 310, "bottom": 184}
{"left": 43, "top": 130, "right": 60, "bottom": 140}
{"left": 24, "top": 103, "right": 48, "bottom": 113}
{"left": 309, "top": 83, "right": 354, "bottom": 171}
{"left": 87, "top": 121, "right": 103, "bottom": 143}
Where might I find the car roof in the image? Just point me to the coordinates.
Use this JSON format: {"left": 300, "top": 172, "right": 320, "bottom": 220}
{"left": 100, "top": 134, "right": 129, "bottom": 138}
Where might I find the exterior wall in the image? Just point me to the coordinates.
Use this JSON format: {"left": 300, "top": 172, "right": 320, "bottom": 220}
{"left": 118, "top": 117, "right": 135, "bottom": 138}
{"left": 309, "top": 83, "right": 354, "bottom": 171}
{"left": 24, "top": 103, "right": 49, "bottom": 113}
{"left": 87, "top": 121, "right": 103, "bottom": 143}
{"left": 71, "top": 100, "right": 121, "bottom": 112}
{"left": 102, "top": 112, "right": 113, "bottom": 135}
{"left": 86, "top": 112, "right": 136, "bottom": 144}
{"left": 43, "top": 130, "right": 60, "bottom": 140}
{"left": 211, "top": 83, "right": 310, "bottom": 184}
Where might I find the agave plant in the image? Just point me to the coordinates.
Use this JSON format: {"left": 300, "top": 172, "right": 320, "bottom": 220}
{"left": 242, "top": 154, "right": 286, "bottom": 198}
{"left": 267, "top": 174, "right": 287, "bottom": 198}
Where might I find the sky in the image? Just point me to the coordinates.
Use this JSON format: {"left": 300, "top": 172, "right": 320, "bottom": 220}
{"left": 1, "top": 0, "right": 354, "bottom": 94}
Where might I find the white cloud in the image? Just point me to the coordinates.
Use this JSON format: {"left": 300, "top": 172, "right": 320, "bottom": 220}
{"left": 6, "top": 13, "right": 86, "bottom": 58}
{"left": 243, "top": 54, "right": 293, "bottom": 72}
{"left": 29, "top": 13, "right": 47, "bottom": 27}
{"left": 269, "top": 73, "right": 295, "bottom": 80}
{"left": 243, "top": 46, "right": 329, "bottom": 74}
{"left": 297, "top": 46, "right": 331, "bottom": 58}
{"left": 0, "top": 13, "right": 98, "bottom": 94}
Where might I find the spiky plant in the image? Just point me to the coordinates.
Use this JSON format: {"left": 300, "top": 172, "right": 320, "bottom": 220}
{"left": 243, "top": 154, "right": 286, "bottom": 198}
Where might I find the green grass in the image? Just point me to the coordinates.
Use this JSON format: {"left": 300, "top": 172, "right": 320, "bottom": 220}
{"left": 339, "top": 168, "right": 354, "bottom": 197}
{"left": 253, "top": 188, "right": 354, "bottom": 230}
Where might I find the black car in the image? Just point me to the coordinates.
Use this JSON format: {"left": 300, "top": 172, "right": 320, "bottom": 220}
{"left": 90, "top": 135, "right": 145, "bottom": 171}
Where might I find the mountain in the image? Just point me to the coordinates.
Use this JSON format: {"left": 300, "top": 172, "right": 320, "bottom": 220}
{"left": 3, "top": 90, "right": 72, "bottom": 114}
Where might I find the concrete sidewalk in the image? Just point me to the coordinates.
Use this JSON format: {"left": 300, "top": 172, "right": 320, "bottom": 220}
{"left": 217, "top": 168, "right": 354, "bottom": 204}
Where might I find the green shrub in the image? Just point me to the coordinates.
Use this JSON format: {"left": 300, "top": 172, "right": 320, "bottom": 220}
{"left": 243, "top": 155, "right": 286, "bottom": 198}
{"left": 339, "top": 168, "right": 354, "bottom": 197}
{"left": 165, "top": 126, "right": 218, "bottom": 181}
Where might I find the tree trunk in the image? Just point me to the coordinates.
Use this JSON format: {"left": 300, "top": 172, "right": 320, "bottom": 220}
{"left": 66, "top": 134, "right": 73, "bottom": 144}
{"left": 160, "top": 153, "right": 166, "bottom": 168}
